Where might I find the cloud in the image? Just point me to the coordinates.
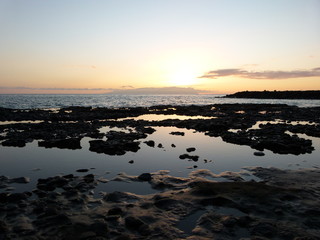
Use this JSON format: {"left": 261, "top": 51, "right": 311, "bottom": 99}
{"left": 121, "top": 85, "right": 135, "bottom": 89}
{"left": 0, "top": 86, "right": 214, "bottom": 95}
{"left": 63, "top": 64, "right": 97, "bottom": 69}
{"left": 199, "top": 67, "right": 320, "bottom": 80}
{"left": 0, "top": 87, "right": 113, "bottom": 91}
{"left": 107, "top": 87, "right": 205, "bottom": 95}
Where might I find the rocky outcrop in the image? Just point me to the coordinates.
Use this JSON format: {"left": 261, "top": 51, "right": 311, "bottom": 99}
{"left": 224, "top": 90, "right": 320, "bottom": 99}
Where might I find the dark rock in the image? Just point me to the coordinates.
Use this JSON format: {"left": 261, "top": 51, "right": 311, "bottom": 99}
{"left": 104, "top": 191, "right": 139, "bottom": 202}
{"left": 76, "top": 169, "right": 89, "bottom": 173}
{"left": 171, "top": 144, "right": 176, "bottom": 148}
{"left": 251, "top": 222, "right": 277, "bottom": 237}
{"left": 157, "top": 143, "right": 163, "bottom": 148}
{"left": 186, "top": 147, "right": 196, "bottom": 152}
{"left": 128, "top": 160, "right": 134, "bottom": 164}
{"left": 89, "top": 221, "right": 109, "bottom": 236}
{"left": 179, "top": 154, "right": 199, "bottom": 161}
{"left": 83, "top": 174, "right": 95, "bottom": 183}
{"left": 0, "top": 220, "right": 8, "bottom": 233}
{"left": 38, "top": 138, "right": 82, "bottom": 149}
{"left": 89, "top": 139, "right": 140, "bottom": 155}
{"left": 10, "top": 177, "right": 30, "bottom": 184}
{"left": 137, "top": 127, "right": 156, "bottom": 134}
{"left": 125, "top": 216, "right": 144, "bottom": 229}
{"left": 107, "top": 207, "right": 123, "bottom": 216}
{"left": 138, "top": 173, "right": 152, "bottom": 181}
{"left": 0, "top": 193, "right": 8, "bottom": 203}
{"left": 254, "top": 151, "right": 265, "bottom": 156}
{"left": 154, "top": 197, "right": 179, "bottom": 210}
{"left": 170, "top": 131, "right": 185, "bottom": 136}
{"left": 144, "top": 140, "right": 155, "bottom": 147}
{"left": 7, "top": 192, "right": 30, "bottom": 202}
{"left": 2, "top": 139, "right": 26, "bottom": 147}
{"left": 63, "top": 174, "right": 74, "bottom": 179}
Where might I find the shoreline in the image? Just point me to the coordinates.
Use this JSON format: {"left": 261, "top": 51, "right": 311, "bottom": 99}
{"left": 1, "top": 104, "right": 320, "bottom": 239}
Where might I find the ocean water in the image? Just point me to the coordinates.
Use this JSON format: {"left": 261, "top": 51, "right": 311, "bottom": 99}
{"left": 1, "top": 94, "right": 320, "bottom": 109}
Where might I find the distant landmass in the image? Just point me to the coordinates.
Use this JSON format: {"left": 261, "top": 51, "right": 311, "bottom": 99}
{"left": 106, "top": 87, "right": 201, "bottom": 95}
{"left": 224, "top": 90, "right": 320, "bottom": 99}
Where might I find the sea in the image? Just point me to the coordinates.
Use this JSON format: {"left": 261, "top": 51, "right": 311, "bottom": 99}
{"left": 1, "top": 94, "right": 320, "bottom": 109}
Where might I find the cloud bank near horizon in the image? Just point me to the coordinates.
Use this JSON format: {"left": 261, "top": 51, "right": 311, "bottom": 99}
{"left": 200, "top": 67, "right": 320, "bottom": 80}
{"left": 0, "top": 86, "right": 211, "bottom": 95}
{"left": 0, "top": 87, "right": 112, "bottom": 91}
{"left": 107, "top": 87, "right": 209, "bottom": 95}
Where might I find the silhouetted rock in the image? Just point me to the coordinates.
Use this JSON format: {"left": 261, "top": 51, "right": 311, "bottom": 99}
{"left": 138, "top": 173, "right": 152, "bottom": 181}
{"left": 186, "top": 147, "right": 196, "bottom": 152}
{"left": 144, "top": 140, "right": 155, "bottom": 147}
{"left": 179, "top": 154, "right": 199, "bottom": 161}
{"left": 224, "top": 90, "right": 320, "bottom": 99}
{"left": 2, "top": 139, "right": 26, "bottom": 147}
{"left": 170, "top": 131, "right": 185, "bottom": 136}
{"left": 38, "top": 138, "right": 81, "bottom": 150}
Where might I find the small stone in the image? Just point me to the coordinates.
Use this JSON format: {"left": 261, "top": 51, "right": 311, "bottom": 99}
{"left": 170, "top": 131, "right": 185, "bottom": 136}
{"left": 76, "top": 169, "right": 89, "bottom": 172}
{"left": 193, "top": 165, "right": 198, "bottom": 168}
{"left": 157, "top": 143, "right": 163, "bottom": 148}
{"left": 144, "top": 140, "right": 155, "bottom": 147}
{"left": 186, "top": 147, "right": 196, "bottom": 152}
{"left": 128, "top": 160, "right": 134, "bottom": 164}
{"left": 138, "top": 173, "right": 152, "bottom": 181}
{"left": 10, "top": 177, "right": 30, "bottom": 184}
{"left": 171, "top": 144, "right": 176, "bottom": 148}
{"left": 254, "top": 151, "right": 265, "bottom": 156}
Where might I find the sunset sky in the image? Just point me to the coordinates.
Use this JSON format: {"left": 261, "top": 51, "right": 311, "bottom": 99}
{"left": 0, "top": 0, "right": 319, "bottom": 94}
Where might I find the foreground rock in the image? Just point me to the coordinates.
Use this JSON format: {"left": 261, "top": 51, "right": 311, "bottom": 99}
{"left": 1, "top": 167, "right": 319, "bottom": 239}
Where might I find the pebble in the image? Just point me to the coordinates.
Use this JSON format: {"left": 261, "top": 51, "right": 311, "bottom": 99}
{"left": 254, "top": 151, "right": 265, "bottom": 156}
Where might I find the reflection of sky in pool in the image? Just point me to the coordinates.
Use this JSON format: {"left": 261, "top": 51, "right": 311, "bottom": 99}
{"left": 120, "top": 114, "right": 216, "bottom": 121}
{"left": 1, "top": 126, "right": 320, "bottom": 194}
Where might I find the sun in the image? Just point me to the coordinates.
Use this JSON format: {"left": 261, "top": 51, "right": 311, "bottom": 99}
{"left": 169, "top": 69, "right": 196, "bottom": 86}
{"left": 168, "top": 68, "right": 199, "bottom": 86}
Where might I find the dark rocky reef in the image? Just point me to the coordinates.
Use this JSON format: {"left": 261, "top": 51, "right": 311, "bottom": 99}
{"left": 1, "top": 104, "right": 320, "bottom": 155}
{"left": 224, "top": 90, "right": 320, "bottom": 99}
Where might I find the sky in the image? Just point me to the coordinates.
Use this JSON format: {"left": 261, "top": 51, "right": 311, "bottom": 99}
{"left": 0, "top": 0, "right": 319, "bottom": 94}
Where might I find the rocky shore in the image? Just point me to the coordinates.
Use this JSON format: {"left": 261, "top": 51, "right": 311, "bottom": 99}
{"left": 224, "top": 90, "right": 320, "bottom": 99}
{"left": 1, "top": 104, "right": 320, "bottom": 239}
{"left": 1, "top": 104, "right": 319, "bottom": 155}
{"left": 1, "top": 167, "right": 320, "bottom": 239}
